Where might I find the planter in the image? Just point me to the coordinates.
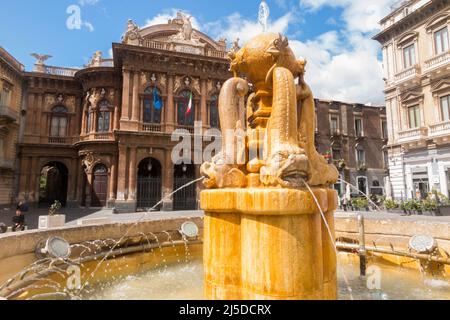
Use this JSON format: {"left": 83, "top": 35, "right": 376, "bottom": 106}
{"left": 38, "top": 215, "right": 66, "bottom": 230}
{"left": 437, "top": 205, "right": 450, "bottom": 216}
{"left": 387, "top": 209, "right": 404, "bottom": 215}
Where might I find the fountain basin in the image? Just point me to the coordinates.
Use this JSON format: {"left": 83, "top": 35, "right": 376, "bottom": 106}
{"left": 0, "top": 214, "right": 448, "bottom": 300}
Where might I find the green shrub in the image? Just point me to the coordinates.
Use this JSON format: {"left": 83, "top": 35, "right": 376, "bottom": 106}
{"left": 49, "top": 200, "right": 62, "bottom": 216}
{"left": 422, "top": 198, "right": 438, "bottom": 212}
{"left": 384, "top": 199, "right": 399, "bottom": 210}
{"left": 352, "top": 197, "right": 369, "bottom": 209}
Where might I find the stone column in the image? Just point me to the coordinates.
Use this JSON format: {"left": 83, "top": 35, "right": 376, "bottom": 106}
{"left": 202, "top": 188, "right": 338, "bottom": 300}
{"left": 25, "top": 94, "right": 35, "bottom": 136}
{"left": 120, "top": 69, "right": 131, "bottom": 123}
{"left": 30, "top": 157, "right": 39, "bottom": 204}
{"left": 128, "top": 146, "right": 137, "bottom": 202}
{"left": 81, "top": 103, "right": 87, "bottom": 135}
{"left": 107, "top": 156, "right": 117, "bottom": 208}
{"left": 18, "top": 157, "right": 30, "bottom": 202}
{"left": 201, "top": 79, "right": 208, "bottom": 129}
{"left": 131, "top": 71, "right": 140, "bottom": 131}
{"left": 162, "top": 150, "right": 174, "bottom": 211}
{"left": 67, "top": 158, "right": 78, "bottom": 207}
{"left": 116, "top": 145, "right": 128, "bottom": 202}
{"left": 114, "top": 89, "right": 120, "bottom": 131}
{"left": 166, "top": 74, "right": 175, "bottom": 132}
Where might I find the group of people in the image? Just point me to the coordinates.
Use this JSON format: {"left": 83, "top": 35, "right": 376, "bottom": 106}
{"left": 0, "top": 202, "right": 27, "bottom": 234}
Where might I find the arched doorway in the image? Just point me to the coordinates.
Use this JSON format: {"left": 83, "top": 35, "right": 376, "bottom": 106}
{"left": 91, "top": 164, "right": 108, "bottom": 207}
{"left": 137, "top": 158, "right": 162, "bottom": 211}
{"left": 173, "top": 162, "right": 197, "bottom": 211}
{"left": 39, "top": 162, "right": 69, "bottom": 207}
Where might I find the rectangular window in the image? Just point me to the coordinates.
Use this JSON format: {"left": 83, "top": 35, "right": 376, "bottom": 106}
{"left": 383, "top": 150, "right": 389, "bottom": 168}
{"left": 0, "top": 138, "right": 4, "bottom": 158}
{"left": 403, "top": 44, "right": 416, "bottom": 69}
{"left": 382, "top": 120, "right": 388, "bottom": 139}
{"left": 332, "top": 148, "right": 341, "bottom": 160}
{"left": 441, "top": 95, "right": 450, "bottom": 121}
{"left": 355, "top": 118, "right": 363, "bottom": 137}
{"left": 330, "top": 117, "right": 339, "bottom": 135}
{"left": 408, "top": 105, "right": 421, "bottom": 128}
{"left": 357, "top": 149, "right": 366, "bottom": 166}
{"left": 0, "top": 86, "right": 11, "bottom": 106}
{"left": 434, "top": 27, "right": 449, "bottom": 55}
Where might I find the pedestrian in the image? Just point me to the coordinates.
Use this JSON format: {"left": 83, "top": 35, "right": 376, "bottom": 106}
{"left": 12, "top": 206, "right": 26, "bottom": 232}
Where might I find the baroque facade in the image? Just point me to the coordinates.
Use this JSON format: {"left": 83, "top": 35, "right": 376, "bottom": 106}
{"left": 374, "top": 0, "right": 450, "bottom": 199}
{"left": 1, "top": 12, "right": 388, "bottom": 212}
{"left": 0, "top": 47, "right": 23, "bottom": 208}
{"left": 315, "top": 100, "right": 388, "bottom": 197}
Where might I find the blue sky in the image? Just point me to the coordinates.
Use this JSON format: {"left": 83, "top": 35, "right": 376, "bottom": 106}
{"left": 0, "top": 0, "right": 397, "bottom": 104}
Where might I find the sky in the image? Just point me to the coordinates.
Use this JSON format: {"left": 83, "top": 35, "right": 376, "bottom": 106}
{"left": 0, "top": 0, "right": 398, "bottom": 105}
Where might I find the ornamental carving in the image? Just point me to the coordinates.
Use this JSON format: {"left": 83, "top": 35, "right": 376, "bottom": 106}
{"left": 44, "top": 94, "right": 56, "bottom": 108}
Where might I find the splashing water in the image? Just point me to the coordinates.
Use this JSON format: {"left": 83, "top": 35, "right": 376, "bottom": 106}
{"left": 302, "top": 179, "right": 355, "bottom": 300}
{"left": 338, "top": 178, "right": 382, "bottom": 211}
{"left": 76, "top": 176, "right": 206, "bottom": 296}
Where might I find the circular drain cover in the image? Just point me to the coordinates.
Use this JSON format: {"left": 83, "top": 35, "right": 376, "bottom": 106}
{"left": 43, "top": 237, "right": 71, "bottom": 259}
{"left": 181, "top": 222, "right": 199, "bottom": 238}
{"left": 409, "top": 235, "right": 436, "bottom": 254}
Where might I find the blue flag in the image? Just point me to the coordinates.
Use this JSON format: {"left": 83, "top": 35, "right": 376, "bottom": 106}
{"left": 153, "top": 87, "right": 162, "bottom": 110}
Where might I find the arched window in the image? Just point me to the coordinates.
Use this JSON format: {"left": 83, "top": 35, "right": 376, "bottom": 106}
{"left": 86, "top": 106, "right": 93, "bottom": 133}
{"left": 177, "top": 90, "right": 195, "bottom": 126}
{"left": 50, "top": 106, "right": 68, "bottom": 137}
{"left": 210, "top": 94, "right": 219, "bottom": 128}
{"left": 143, "top": 86, "right": 162, "bottom": 124}
{"left": 97, "top": 100, "right": 112, "bottom": 132}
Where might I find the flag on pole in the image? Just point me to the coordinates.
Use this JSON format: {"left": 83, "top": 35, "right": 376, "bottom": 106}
{"left": 186, "top": 91, "right": 193, "bottom": 115}
{"left": 153, "top": 87, "right": 162, "bottom": 110}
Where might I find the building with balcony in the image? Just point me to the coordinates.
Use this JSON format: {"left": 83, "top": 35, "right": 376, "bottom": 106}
{"left": 15, "top": 13, "right": 229, "bottom": 212}
{"left": 3, "top": 12, "right": 388, "bottom": 212}
{"left": 0, "top": 47, "right": 24, "bottom": 208}
{"left": 374, "top": 0, "right": 450, "bottom": 199}
{"left": 315, "top": 100, "right": 388, "bottom": 197}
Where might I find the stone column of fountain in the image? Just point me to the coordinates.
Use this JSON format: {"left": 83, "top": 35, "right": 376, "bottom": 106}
{"left": 200, "top": 33, "right": 340, "bottom": 300}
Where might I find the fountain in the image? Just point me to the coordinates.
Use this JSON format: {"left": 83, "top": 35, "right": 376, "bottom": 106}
{"left": 0, "top": 33, "right": 449, "bottom": 302}
{"left": 200, "top": 33, "right": 340, "bottom": 300}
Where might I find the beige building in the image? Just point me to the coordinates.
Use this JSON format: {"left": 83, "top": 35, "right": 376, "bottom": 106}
{"left": 374, "top": 0, "right": 450, "bottom": 199}
{"left": 0, "top": 47, "right": 24, "bottom": 208}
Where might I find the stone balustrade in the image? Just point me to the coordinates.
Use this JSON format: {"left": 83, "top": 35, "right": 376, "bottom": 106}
{"left": 44, "top": 66, "right": 79, "bottom": 77}
{"left": 142, "top": 123, "right": 162, "bottom": 133}
{"left": 397, "top": 127, "right": 428, "bottom": 143}
{"left": 429, "top": 120, "right": 450, "bottom": 137}
{"left": 0, "top": 158, "right": 14, "bottom": 169}
{"left": 143, "top": 39, "right": 227, "bottom": 59}
{"left": 0, "top": 104, "right": 19, "bottom": 122}
{"left": 424, "top": 50, "right": 450, "bottom": 72}
{"left": 394, "top": 65, "right": 421, "bottom": 83}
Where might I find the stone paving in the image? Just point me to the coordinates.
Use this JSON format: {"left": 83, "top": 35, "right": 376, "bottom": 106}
{"left": 1, "top": 207, "right": 449, "bottom": 231}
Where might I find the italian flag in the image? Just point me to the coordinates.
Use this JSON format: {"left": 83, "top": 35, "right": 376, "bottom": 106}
{"left": 186, "top": 91, "right": 193, "bottom": 115}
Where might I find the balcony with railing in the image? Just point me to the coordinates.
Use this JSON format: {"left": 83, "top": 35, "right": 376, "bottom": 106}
{"left": 143, "top": 39, "right": 227, "bottom": 59}
{"left": 394, "top": 65, "right": 421, "bottom": 84}
{"left": 79, "top": 132, "right": 115, "bottom": 142}
{"left": 397, "top": 127, "right": 428, "bottom": 144}
{"left": 44, "top": 66, "right": 79, "bottom": 77}
{"left": 424, "top": 50, "right": 450, "bottom": 73}
{"left": 429, "top": 120, "right": 450, "bottom": 138}
{"left": 142, "top": 123, "right": 162, "bottom": 133}
{"left": 0, "top": 158, "right": 14, "bottom": 170}
{"left": 0, "top": 104, "right": 19, "bottom": 122}
{"left": 48, "top": 137, "right": 68, "bottom": 144}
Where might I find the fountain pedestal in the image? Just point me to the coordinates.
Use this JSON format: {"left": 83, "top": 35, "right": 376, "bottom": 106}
{"left": 201, "top": 188, "right": 338, "bottom": 300}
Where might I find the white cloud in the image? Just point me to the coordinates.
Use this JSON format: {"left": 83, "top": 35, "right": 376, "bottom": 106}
{"left": 299, "top": 0, "right": 396, "bottom": 33}
{"left": 144, "top": 9, "right": 201, "bottom": 30}
{"left": 78, "top": 0, "right": 99, "bottom": 6}
{"left": 143, "top": 2, "right": 393, "bottom": 104}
